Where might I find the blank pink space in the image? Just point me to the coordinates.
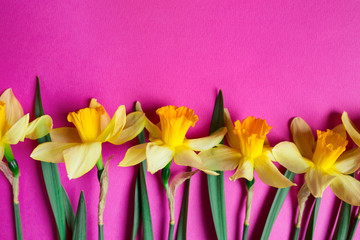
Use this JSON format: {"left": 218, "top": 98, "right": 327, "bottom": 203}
{"left": 1, "top": 1, "right": 360, "bottom": 239}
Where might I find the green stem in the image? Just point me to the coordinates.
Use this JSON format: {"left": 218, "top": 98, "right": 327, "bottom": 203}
{"left": 305, "top": 198, "right": 321, "bottom": 240}
{"left": 243, "top": 179, "right": 254, "bottom": 240}
{"left": 96, "top": 155, "right": 104, "bottom": 182}
{"left": 348, "top": 208, "right": 360, "bottom": 240}
{"left": 98, "top": 224, "right": 104, "bottom": 240}
{"left": 13, "top": 177, "right": 22, "bottom": 240}
{"left": 4, "top": 144, "right": 20, "bottom": 177}
{"left": 293, "top": 227, "right": 300, "bottom": 240}
{"left": 168, "top": 222, "right": 174, "bottom": 240}
{"left": 161, "top": 162, "right": 174, "bottom": 240}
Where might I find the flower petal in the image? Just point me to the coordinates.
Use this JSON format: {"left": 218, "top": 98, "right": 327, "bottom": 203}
{"left": 0, "top": 88, "right": 24, "bottom": 126}
{"left": 224, "top": 108, "right": 240, "bottom": 149}
{"left": 25, "top": 115, "right": 53, "bottom": 139}
{"left": 63, "top": 142, "right": 102, "bottom": 179}
{"left": 290, "top": 117, "right": 314, "bottom": 159}
{"left": 119, "top": 143, "right": 147, "bottom": 167}
{"left": 198, "top": 145, "right": 240, "bottom": 171}
{"left": 272, "top": 142, "right": 314, "bottom": 174}
{"left": 145, "top": 118, "right": 162, "bottom": 140}
{"left": 185, "top": 127, "right": 227, "bottom": 151}
{"left": 89, "top": 98, "right": 111, "bottom": 131}
{"left": 31, "top": 142, "right": 78, "bottom": 163}
{"left": 50, "top": 127, "right": 82, "bottom": 143}
{"left": 254, "top": 152, "right": 295, "bottom": 188}
{"left": 305, "top": 168, "right": 335, "bottom": 198}
{"left": 330, "top": 174, "right": 360, "bottom": 206}
{"left": 229, "top": 158, "right": 254, "bottom": 181}
{"left": 0, "top": 144, "right": 4, "bottom": 161}
{"left": 333, "top": 148, "right": 360, "bottom": 174}
{"left": 3, "top": 114, "right": 29, "bottom": 144}
{"left": 110, "top": 111, "right": 146, "bottom": 145}
{"left": 174, "top": 145, "right": 211, "bottom": 172}
{"left": 342, "top": 112, "right": 360, "bottom": 147}
{"left": 332, "top": 124, "right": 347, "bottom": 140}
{"left": 146, "top": 142, "right": 174, "bottom": 174}
{"left": 96, "top": 105, "right": 126, "bottom": 142}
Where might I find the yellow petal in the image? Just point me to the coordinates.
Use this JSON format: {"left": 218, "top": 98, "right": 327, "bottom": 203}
{"left": 330, "top": 174, "right": 360, "bottom": 206}
{"left": 224, "top": 108, "right": 240, "bottom": 149}
{"left": 333, "top": 148, "right": 360, "bottom": 174}
{"left": 254, "top": 152, "right": 295, "bottom": 188}
{"left": 332, "top": 124, "right": 347, "bottom": 140}
{"left": 229, "top": 158, "right": 253, "bottom": 181}
{"left": 31, "top": 142, "right": 78, "bottom": 163}
{"left": 89, "top": 98, "right": 111, "bottom": 131}
{"left": 146, "top": 142, "right": 174, "bottom": 174}
{"left": 3, "top": 114, "right": 29, "bottom": 144}
{"left": 290, "top": 117, "right": 314, "bottom": 159}
{"left": 0, "top": 88, "right": 24, "bottom": 126}
{"left": 0, "top": 144, "right": 4, "bottom": 160}
{"left": 25, "top": 115, "right": 53, "bottom": 139}
{"left": 63, "top": 142, "right": 102, "bottom": 179}
{"left": 305, "top": 168, "right": 335, "bottom": 198}
{"left": 272, "top": 142, "right": 314, "bottom": 174}
{"left": 119, "top": 143, "right": 147, "bottom": 167}
{"left": 342, "top": 112, "right": 360, "bottom": 147}
{"left": 110, "top": 111, "right": 146, "bottom": 145}
{"left": 198, "top": 145, "right": 240, "bottom": 171}
{"left": 185, "top": 127, "right": 227, "bottom": 151}
{"left": 145, "top": 118, "right": 162, "bottom": 140}
{"left": 50, "top": 127, "right": 82, "bottom": 143}
{"left": 96, "top": 105, "right": 126, "bottom": 142}
{"left": 174, "top": 145, "right": 208, "bottom": 171}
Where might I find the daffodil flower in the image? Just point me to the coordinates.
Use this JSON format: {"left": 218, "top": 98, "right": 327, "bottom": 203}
{"left": 31, "top": 99, "right": 146, "bottom": 179}
{"left": 0, "top": 88, "right": 52, "bottom": 161}
{"left": 273, "top": 117, "right": 360, "bottom": 205}
{"left": 199, "top": 109, "right": 294, "bottom": 188}
{"left": 119, "top": 105, "right": 227, "bottom": 174}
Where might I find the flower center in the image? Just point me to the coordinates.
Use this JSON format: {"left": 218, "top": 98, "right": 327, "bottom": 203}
{"left": 233, "top": 116, "right": 272, "bottom": 159}
{"left": 156, "top": 105, "right": 199, "bottom": 147}
{"left": 0, "top": 101, "right": 6, "bottom": 138}
{"left": 312, "top": 130, "right": 347, "bottom": 170}
{"left": 67, "top": 106, "right": 105, "bottom": 142}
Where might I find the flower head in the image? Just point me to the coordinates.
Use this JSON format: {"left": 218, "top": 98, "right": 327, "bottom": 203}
{"left": 273, "top": 117, "right": 360, "bottom": 205}
{"left": 0, "top": 88, "right": 52, "bottom": 160}
{"left": 31, "top": 99, "right": 146, "bottom": 179}
{"left": 198, "top": 109, "right": 294, "bottom": 188}
{"left": 119, "top": 104, "right": 226, "bottom": 174}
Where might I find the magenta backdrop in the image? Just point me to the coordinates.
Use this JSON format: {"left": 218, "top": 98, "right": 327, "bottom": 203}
{"left": 1, "top": 1, "right": 360, "bottom": 239}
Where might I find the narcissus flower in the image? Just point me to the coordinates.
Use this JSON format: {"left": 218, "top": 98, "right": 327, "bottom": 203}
{"left": 119, "top": 105, "right": 227, "bottom": 174}
{"left": 273, "top": 117, "right": 360, "bottom": 205}
{"left": 0, "top": 88, "right": 52, "bottom": 159}
{"left": 31, "top": 99, "right": 146, "bottom": 179}
{"left": 199, "top": 109, "right": 294, "bottom": 188}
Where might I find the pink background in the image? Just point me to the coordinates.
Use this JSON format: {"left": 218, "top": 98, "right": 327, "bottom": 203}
{"left": 1, "top": 1, "right": 360, "bottom": 239}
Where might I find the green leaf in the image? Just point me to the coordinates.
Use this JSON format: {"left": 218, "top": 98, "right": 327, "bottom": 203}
{"left": 305, "top": 198, "right": 321, "bottom": 240}
{"left": 260, "top": 170, "right": 296, "bottom": 240}
{"left": 348, "top": 209, "right": 360, "bottom": 240}
{"left": 207, "top": 90, "right": 227, "bottom": 240}
{"left": 62, "top": 187, "right": 75, "bottom": 234}
{"left": 73, "top": 191, "right": 87, "bottom": 240}
{"left": 176, "top": 167, "right": 191, "bottom": 240}
{"left": 131, "top": 103, "right": 154, "bottom": 240}
{"left": 35, "top": 77, "right": 66, "bottom": 240}
{"left": 333, "top": 201, "right": 351, "bottom": 240}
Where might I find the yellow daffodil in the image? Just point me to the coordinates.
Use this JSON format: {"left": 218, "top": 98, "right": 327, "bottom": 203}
{"left": 31, "top": 99, "right": 146, "bottom": 179}
{"left": 273, "top": 117, "right": 360, "bottom": 205}
{"left": 199, "top": 109, "right": 294, "bottom": 188}
{"left": 0, "top": 88, "right": 52, "bottom": 160}
{"left": 119, "top": 105, "right": 227, "bottom": 174}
